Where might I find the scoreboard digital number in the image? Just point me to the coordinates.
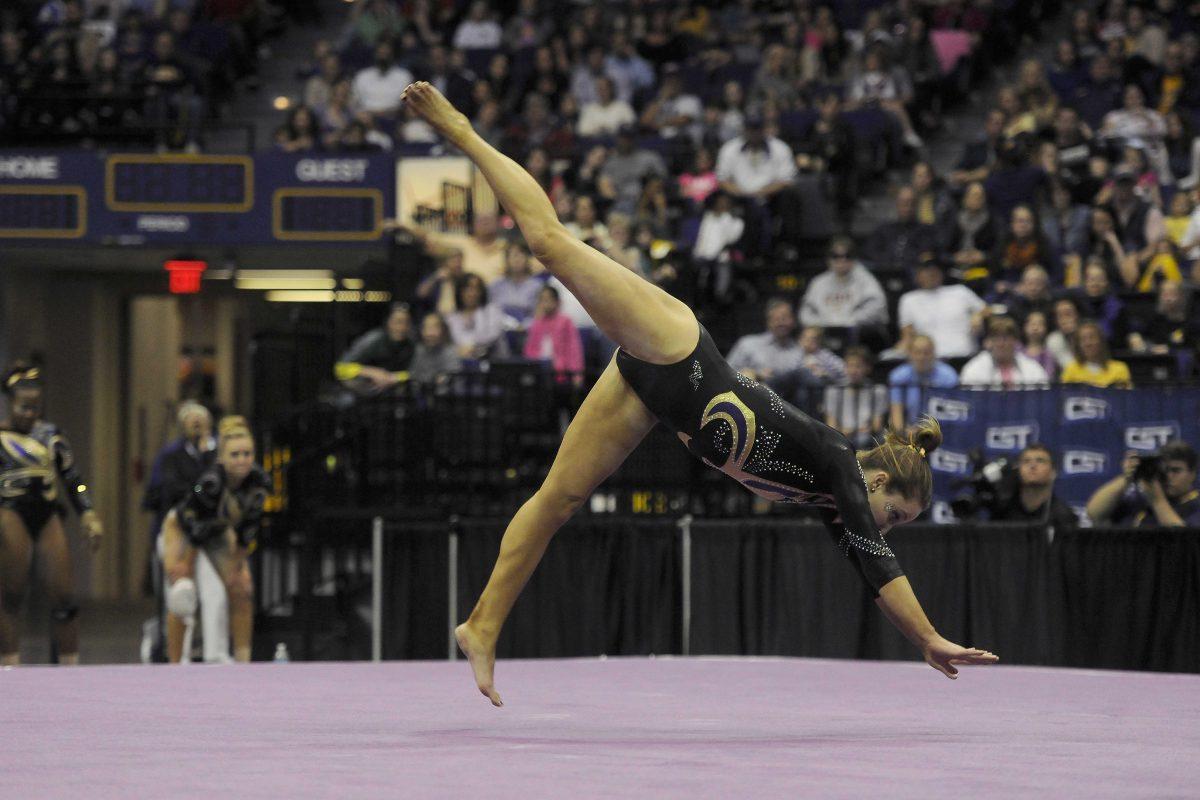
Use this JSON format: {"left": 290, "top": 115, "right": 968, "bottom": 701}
{"left": 0, "top": 185, "right": 87, "bottom": 238}
{"left": 105, "top": 154, "right": 253, "bottom": 212}
{"left": 272, "top": 188, "right": 383, "bottom": 241}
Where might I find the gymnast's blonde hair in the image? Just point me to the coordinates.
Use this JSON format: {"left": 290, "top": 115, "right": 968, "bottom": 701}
{"left": 857, "top": 416, "right": 943, "bottom": 507}
{"left": 217, "top": 415, "right": 253, "bottom": 451}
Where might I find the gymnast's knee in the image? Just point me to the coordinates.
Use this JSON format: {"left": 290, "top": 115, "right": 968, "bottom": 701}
{"left": 166, "top": 577, "right": 198, "bottom": 618}
{"left": 534, "top": 486, "right": 587, "bottom": 524}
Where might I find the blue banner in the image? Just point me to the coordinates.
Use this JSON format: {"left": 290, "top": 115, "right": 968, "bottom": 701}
{"left": 920, "top": 386, "right": 1200, "bottom": 523}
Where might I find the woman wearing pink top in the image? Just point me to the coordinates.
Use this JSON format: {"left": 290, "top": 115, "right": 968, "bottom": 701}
{"left": 523, "top": 285, "right": 584, "bottom": 384}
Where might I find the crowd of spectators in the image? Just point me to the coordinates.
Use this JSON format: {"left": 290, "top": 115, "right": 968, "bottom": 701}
{"left": 325, "top": 0, "right": 1199, "bottom": 416}
{"left": 0, "top": 0, "right": 286, "bottom": 147}
{"left": 278, "top": 0, "right": 1010, "bottom": 242}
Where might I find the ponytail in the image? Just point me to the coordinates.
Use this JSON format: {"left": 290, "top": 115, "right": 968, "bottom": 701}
{"left": 857, "top": 416, "right": 943, "bottom": 507}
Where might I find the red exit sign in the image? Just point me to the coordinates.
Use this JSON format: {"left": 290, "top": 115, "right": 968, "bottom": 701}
{"left": 164, "top": 260, "right": 207, "bottom": 294}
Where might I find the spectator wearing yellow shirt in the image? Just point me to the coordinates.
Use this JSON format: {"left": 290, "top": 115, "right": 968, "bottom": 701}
{"left": 1061, "top": 320, "right": 1133, "bottom": 387}
{"left": 1163, "top": 190, "right": 1192, "bottom": 248}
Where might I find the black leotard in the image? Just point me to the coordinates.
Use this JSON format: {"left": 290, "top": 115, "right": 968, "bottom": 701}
{"left": 616, "top": 324, "right": 904, "bottom": 595}
{"left": 0, "top": 422, "right": 93, "bottom": 537}
{"left": 175, "top": 464, "right": 271, "bottom": 550}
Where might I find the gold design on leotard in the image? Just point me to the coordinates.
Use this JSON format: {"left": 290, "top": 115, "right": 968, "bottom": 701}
{"left": 0, "top": 431, "right": 57, "bottom": 501}
{"left": 684, "top": 391, "right": 831, "bottom": 506}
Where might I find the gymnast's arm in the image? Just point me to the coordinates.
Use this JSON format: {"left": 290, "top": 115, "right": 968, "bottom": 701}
{"left": 46, "top": 427, "right": 94, "bottom": 515}
{"left": 825, "top": 444, "right": 998, "bottom": 678}
{"left": 46, "top": 426, "right": 103, "bottom": 548}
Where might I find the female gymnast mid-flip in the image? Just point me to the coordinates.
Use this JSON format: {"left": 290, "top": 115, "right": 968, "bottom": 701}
{"left": 401, "top": 82, "right": 999, "bottom": 707}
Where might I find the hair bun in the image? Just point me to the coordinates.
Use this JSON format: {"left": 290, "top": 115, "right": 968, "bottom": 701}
{"left": 908, "top": 416, "right": 942, "bottom": 458}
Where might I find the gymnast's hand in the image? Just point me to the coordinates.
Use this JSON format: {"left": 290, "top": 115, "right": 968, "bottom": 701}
{"left": 922, "top": 635, "right": 999, "bottom": 679}
{"left": 80, "top": 510, "right": 104, "bottom": 553}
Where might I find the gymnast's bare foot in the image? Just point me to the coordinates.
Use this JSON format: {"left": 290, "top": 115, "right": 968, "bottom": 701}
{"left": 455, "top": 622, "right": 502, "bottom": 707}
{"left": 402, "top": 82, "right": 472, "bottom": 146}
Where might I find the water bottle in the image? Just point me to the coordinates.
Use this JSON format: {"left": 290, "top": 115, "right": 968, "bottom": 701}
{"left": 273, "top": 642, "right": 290, "bottom": 663}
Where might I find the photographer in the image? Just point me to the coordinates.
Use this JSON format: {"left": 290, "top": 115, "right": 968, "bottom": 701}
{"left": 1086, "top": 442, "right": 1200, "bottom": 528}
{"left": 988, "top": 444, "right": 1078, "bottom": 528}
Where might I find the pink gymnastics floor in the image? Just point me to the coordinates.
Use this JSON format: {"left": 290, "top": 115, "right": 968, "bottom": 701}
{"left": 3, "top": 657, "right": 1197, "bottom": 799}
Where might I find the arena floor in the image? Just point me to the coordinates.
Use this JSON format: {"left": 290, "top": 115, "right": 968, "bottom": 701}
{"left": 4, "top": 656, "right": 1196, "bottom": 798}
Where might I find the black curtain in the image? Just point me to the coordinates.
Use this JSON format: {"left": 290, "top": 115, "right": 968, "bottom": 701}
{"left": 455, "top": 517, "right": 681, "bottom": 658}
{"left": 369, "top": 516, "right": 1200, "bottom": 672}
{"left": 380, "top": 521, "right": 450, "bottom": 660}
{"left": 1049, "top": 528, "right": 1200, "bottom": 672}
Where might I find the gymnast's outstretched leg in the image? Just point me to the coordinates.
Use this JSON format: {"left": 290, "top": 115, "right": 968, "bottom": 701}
{"left": 455, "top": 357, "right": 658, "bottom": 706}
{"left": 403, "top": 81, "right": 699, "bottom": 365}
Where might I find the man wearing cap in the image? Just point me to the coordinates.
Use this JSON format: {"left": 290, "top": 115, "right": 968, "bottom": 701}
{"left": 715, "top": 112, "right": 802, "bottom": 256}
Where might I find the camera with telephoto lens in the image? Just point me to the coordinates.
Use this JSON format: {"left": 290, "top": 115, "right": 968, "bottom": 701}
{"left": 950, "top": 448, "right": 1018, "bottom": 519}
{"left": 1132, "top": 453, "right": 1164, "bottom": 484}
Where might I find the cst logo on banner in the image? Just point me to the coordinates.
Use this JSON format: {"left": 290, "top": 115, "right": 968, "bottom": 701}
{"left": 1125, "top": 423, "right": 1181, "bottom": 451}
{"left": 1063, "top": 396, "right": 1110, "bottom": 422}
{"left": 986, "top": 423, "right": 1039, "bottom": 451}
{"left": 927, "top": 396, "right": 971, "bottom": 422}
{"left": 1062, "top": 450, "right": 1108, "bottom": 475}
{"left": 930, "top": 450, "right": 971, "bottom": 474}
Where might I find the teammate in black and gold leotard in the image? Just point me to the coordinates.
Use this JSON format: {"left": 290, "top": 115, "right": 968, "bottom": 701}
{"left": 0, "top": 364, "right": 103, "bottom": 666}
{"left": 402, "top": 82, "right": 998, "bottom": 707}
{"left": 159, "top": 416, "right": 269, "bottom": 663}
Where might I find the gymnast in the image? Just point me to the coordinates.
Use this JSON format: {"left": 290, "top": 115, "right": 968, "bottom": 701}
{"left": 0, "top": 364, "right": 104, "bottom": 666}
{"left": 401, "top": 82, "right": 999, "bottom": 707}
{"left": 160, "top": 416, "right": 270, "bottom": 663}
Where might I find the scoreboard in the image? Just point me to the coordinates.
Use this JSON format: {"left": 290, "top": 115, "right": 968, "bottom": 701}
{"left": 0, "top": 152, "right": 395, "bottom": 245}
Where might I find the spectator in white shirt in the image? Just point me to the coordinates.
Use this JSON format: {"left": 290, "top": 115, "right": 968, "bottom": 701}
{"left": 351, "top": 40, "right": 413, "bottom": 121}
{"left": 799, "top": 235, "right": 889, "bottom": 340}
{"left": 896, "top": 260, "right": 987, "bottom": 358}
{"left": 715, "top": 113, "right": 802, "bottom": 256}
{"left": 959, "top": 316, "right": 1050, "bottom": 388}
{"left": 452, "top": 1, "right": 502, "bottom": 50}
{"left": 693, "top": 190, "right": 746, "bottom": 304}
{"left": 576, "top": 76, "right": 636, "bottom": 137}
